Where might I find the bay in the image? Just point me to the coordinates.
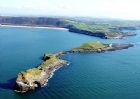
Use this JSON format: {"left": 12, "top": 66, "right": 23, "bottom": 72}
{"left": 0, "top": 26, "right": 140, "bottom": 99}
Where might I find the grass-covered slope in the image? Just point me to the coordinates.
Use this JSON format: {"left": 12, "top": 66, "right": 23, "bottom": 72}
{"left": 72, "top": 41, "right": 109, "bottom": 52}
{"left": 79, "top": 41, "right": 108, "bottom": 49}
{"left": 72, "top": 41, "right": 133, "bottom": 52}
{"left": 66, "top": 19, "right": 138, "bottom": 38}
{"left": 17, "top": 68, "right": 42, "bottom": 82}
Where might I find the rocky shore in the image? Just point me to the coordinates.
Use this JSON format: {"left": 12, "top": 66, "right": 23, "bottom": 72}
{"left": 14, "top": 41, "right": 134, "bottom": 93}
{"left": 14, "top": 53, "right": 69, "bottom": 93}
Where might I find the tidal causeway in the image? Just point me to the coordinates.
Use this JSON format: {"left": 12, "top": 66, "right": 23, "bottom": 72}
{"left": 14, "top": 41, "right": 133, "bottom": 93}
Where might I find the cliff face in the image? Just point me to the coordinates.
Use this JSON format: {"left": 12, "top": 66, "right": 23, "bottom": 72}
{"left": 0, "top": 17, "right": 68, "bottom": 27}
{"left": 68, "top": 26, "right": 107, "bottom": 39}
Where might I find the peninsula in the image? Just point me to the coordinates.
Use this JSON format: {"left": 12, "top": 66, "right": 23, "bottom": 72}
{"left": 14, "top": 41, "right": 133, "bottom": 93}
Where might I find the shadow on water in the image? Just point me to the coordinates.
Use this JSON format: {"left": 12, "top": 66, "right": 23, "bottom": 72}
{"left": 40, "top": 56, "right": 44, "bottom": 60}
{"left": 0, "top": 78, "right": 16, "bottom": 90}
{"left": 0, "top": 56, "right": 44, "bottom": 91}
{"left": 0, "top": 77, "right": 42, "bottom": 94}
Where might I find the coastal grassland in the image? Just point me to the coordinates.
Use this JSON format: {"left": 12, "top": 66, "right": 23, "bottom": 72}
{"left": 69, "top": 21, "right": 111, "bottom": 33}
{"left": 39, "top": 53, "right": 60, "bottom": 69}
{"left": 17, "top": 68, "right": 42, "bottom": 81}
{"left": 81, "top": 41, "right": 109, "bottom": 49}
{"left": 72, "top": 41, "right": 109, "bottom": 51}
{"left": 66, "top": 19, "right": 140, "bottom": 38}
{"left": 67, "top": 20, "right": 120, "bottom": 37}
{"left": 17, "top": 53, "right": 63, "bottom": 81}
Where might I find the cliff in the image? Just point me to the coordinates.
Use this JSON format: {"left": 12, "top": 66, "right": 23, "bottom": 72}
{"left": 68, "top": 26, "right": 107, "bottom": 39}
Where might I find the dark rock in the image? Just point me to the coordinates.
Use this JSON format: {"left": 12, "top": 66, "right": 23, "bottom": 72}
{"left": 42, "top": 54, "right": 50, "bottom": 61}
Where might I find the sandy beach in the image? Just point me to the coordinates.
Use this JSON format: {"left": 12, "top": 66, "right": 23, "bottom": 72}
{"left": 0, "top": 24, "right": 68, "bottom": 30}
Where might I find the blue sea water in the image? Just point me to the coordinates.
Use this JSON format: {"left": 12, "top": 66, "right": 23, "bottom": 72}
{"left": 0, "top": 27, "right": 140, "bottom": 99}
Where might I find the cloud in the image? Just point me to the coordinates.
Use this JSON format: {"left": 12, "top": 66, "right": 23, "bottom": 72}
{"left": 0, "top": 0, "right": 140, "bottom": 19}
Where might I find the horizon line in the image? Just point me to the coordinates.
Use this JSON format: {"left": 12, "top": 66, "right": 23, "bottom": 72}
{"left": 0, "top": 15, "right": 140, "bottom": 21}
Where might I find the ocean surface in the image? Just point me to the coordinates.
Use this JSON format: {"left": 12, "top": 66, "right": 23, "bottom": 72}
{"left": 0, "top": 26, "right": 140, "bottom": 99}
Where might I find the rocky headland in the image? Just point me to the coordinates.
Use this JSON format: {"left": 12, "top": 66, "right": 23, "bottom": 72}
{"left": 14, "top": 41, "right": 134, "bottom": 93}
{"left": 14, "top": 53, "right": 69, "bottom": 93}
{"left": 68, "top": 26, "right": 107, "bottom": 39}
{"left": 68, "top": 26, "right": 137, "bottom": 39}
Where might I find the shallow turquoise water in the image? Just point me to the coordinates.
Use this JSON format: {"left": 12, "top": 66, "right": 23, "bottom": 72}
{"left": 0, "top": 27, "right": 140, "bottom": 99}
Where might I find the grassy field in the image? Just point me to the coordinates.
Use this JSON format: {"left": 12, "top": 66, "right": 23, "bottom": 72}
{"left": 72, "top": 41, "right": 109, "bottom": 51}
{"left": 65, "top": 18, "right": 140, "bottom": 37}
{"left": 40, "top": 53, "right": 60, "bottom": 69}
{"left": 17, "top": 53, "right": 62, "bottom": 81}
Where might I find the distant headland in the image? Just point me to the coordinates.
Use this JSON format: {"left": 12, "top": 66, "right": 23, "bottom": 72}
{"left": 0, "top": 16, "right": 139, "bottom": 39}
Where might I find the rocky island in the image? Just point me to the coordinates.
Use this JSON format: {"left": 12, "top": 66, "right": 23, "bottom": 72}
{"left": 71, "top": 41, "right": 134, "bottom": 52}
{"left": 14, "top": 41, "right": 134, "bottom": 93}
{"left": 14, "top": 53, "right": 69, "bottom": 93}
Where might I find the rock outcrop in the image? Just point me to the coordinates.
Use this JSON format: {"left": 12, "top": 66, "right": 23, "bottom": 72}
{"left": 14, "top": 53, "right": 69, "bottom": 93}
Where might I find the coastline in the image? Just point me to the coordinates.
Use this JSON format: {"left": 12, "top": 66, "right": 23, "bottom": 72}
{"left": 0, "top": 24, "right": 68, "bottom": 30}
{"left": 0, "top": 24, "right": 136, "bottom": 40}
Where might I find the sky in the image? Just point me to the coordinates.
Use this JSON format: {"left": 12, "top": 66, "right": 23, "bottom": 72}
{"left": 0, "top": 0, "right": 140, "bottom": 20}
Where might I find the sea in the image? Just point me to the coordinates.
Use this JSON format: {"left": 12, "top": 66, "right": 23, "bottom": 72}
{"left": 0, "top": 26, "right": 140, "bottom": 99}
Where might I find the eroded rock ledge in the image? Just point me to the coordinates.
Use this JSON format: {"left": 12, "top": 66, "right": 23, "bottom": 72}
{"left": 14, "top": 41, "right": 133, "bottom": 93}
